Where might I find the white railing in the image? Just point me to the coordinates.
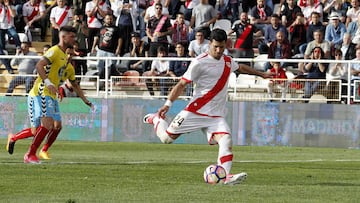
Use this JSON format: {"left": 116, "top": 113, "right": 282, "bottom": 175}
{"left": 0, "top": 54, "right": 358, "bottom": 104}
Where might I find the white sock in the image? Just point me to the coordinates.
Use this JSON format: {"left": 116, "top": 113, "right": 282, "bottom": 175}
{"left": 153, "top": 116, "right": 174, "bottom": 144}
{"left": 217, "top": 134, "right": 233, "bottom": 175}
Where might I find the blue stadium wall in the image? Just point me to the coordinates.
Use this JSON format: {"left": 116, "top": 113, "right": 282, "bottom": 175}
{"left": 0, "top": 97, "right": 359, "bottom": 149}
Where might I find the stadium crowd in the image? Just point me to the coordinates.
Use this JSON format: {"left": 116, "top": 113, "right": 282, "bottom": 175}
{"left": 2, "top": 0, "right": 360, "bottom": 94}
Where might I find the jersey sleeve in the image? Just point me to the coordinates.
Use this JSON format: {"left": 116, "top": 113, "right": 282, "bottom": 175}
{"left": 230, "top": 57, "right": 239, "bottom": 72}
{"left": 182, "top": 59, "right": 200, "bottom": 83}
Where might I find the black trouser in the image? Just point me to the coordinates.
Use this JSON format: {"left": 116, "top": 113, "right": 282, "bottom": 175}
{"left": 51, "top": 28, "right": 59, "bottom": 46}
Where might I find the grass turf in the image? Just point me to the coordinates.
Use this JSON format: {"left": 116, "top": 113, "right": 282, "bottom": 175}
{"left": 0, "top": 140, "right": 359, "bottom": 203}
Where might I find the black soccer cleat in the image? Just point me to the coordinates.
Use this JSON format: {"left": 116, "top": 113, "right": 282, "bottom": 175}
{"left": 6, "top": 134, "right": 16, "bottom": 155}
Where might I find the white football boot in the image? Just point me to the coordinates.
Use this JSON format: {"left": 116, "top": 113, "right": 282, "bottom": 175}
{"left": 224, "top": 172, "right": 248, "bottom": 185}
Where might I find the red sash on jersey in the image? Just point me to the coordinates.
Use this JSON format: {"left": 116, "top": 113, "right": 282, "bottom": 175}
{"left": 56, "top": 6, "right": 70, "bottom": 26}
{"left": 185, "top": 55, "right": 231, "bottom": 114}
{"left": 88, "top": 1, "right": 105, "bottom": 24}
{"left": 0, "top": 6, "right": 9, "bottom": 24}
{"left": 234, "top": 24, "right": 252, "bottom": 49}
{"left": 28, "top": 4, "right": 39, "bottom": 21}
{"left": 185, "top": 0, "right": 191, "bottom": 8}
{"left": 155, "top": 15, "right": 168, "bottom": 32}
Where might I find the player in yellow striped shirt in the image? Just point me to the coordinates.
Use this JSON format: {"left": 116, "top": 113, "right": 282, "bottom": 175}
{"left": 6, "top": 26, "right": 93, "bottom": 164}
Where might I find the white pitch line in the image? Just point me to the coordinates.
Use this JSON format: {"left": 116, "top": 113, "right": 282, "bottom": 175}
{"left": 2, "top": 159, "right": 360, "bottom": 165}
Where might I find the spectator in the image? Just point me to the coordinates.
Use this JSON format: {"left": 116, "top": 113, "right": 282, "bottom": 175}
{"left": 49, "top": 0, "right": 73, "bottom": 45}
{"left": 303, "top": 46, "right": 328, "bottom": 101}
{"left": 265, "top": 30, "right": 292, "bottom": 71}
{"left": 299, "top": 12, "right": 325, "bottom": 55}
{"left": 128, "top": 31, "right": 149, "bottom": 75}
{"left": 13, "top": 0, "right": 26, "bottom": 18}
{"left": 144, "top": 0, "right": 169, "bottom": 23}
{"left": 170, "top": 12, "right": 189, "bottom": 53}
{"left": 289, "top": 13, "right": 306, "bottom": 55}
{"left": 169, "top": 42, "right": 191, "bottom": 97}
{"left": 22, "top": 0, "right": 47, "bottom": 41}
{"left": 304, "top": 29, "right": 330, "bottom": 59}
{"left": 328, "top": 49, "right": 348, "bottom": 102}
{"left": 258, "top": 14, "right": 288, "bottom": 54}
{"left": 303, "top": 0, "right": 323, "bottom": 24}
{"left": 188, "top": 29, "right": 209, "bottom": 57}
{"left": 348, "top": 14, "right": 360, "bottom": 40}
{"left": 136, "top": 0, "right": 148, "bottom": 38}
{"left": 299, "top": 29, "right": 330, "bottom": 73}
{"left": 242, "top": 0, "right": 256, "bottom": 13}
{"left": 0, "top": 0, "right": 21, "bottom": 50}
{"left": 91, "top": 14, "right": 121, "bottom": 86}
{"left": 228, "top": 12, "right": 260, "bottom": 60}
{"left": 321, "top": 0, "right": 333, "bottom": 24}
{"left": 6, "top": 41, "right": 37, "bottom": 95}
{"left": 146, "top": 3, "right": 173, "bottom": 57}
{"left": 72, "top": 0, "right": 86, "bottom": 14}
{"left": 249, "top": 0, "right": 272, "bottom": 32}
{"left": 345, "top": 0, "right": 360, "bottom": 27}
{"left": 168, "top": 0, "right": 183, "bottom": 19}
{"left": 85, "top": 0, "right": 111, "bottom": 53}
{"left": 218, "top": 0, "right": 239, "bottom": 23}
{"left": 144, "top": 46, "right": 169, "bottom": 97}
{"left": 324, "top": 12, "right": 346, "bottom": 57}
{"left": 0, "top": 0, "right": 18, "bottom": 74}
{"left": 280, "top": 0, "right": 302, "bottom": 28}
{"left": 183, "top": 0, "right": 199, "bottom": 21}
{"left": 72, "top": 40, "right": 88, "bottom": 76}
{"left": 70, "top": 9, "right": 88, "bottom": 55}
{"left": 189, "top": 0, "right": 217, "bottom": 40}
{"left": 350, "top": 18, "right": 360, "bottom": 44}
{"left": 325, "top": 0, "right": 348, "bottom": 23}
{"left": 112, "top": 0, "right": 137, "bottom": 56}
{"left": 340, "top": 32, "right": 356, "bottom": 60}
{"left": 267, "top": 61, "right": 288, "bottom": 102}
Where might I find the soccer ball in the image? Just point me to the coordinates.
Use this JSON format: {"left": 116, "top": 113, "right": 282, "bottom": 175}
{"left": 203, "top": 164, "right": 227, "bottom": 184}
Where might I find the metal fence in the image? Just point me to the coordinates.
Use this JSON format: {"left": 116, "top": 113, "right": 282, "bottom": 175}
{"left": 0, "top": 55, "right": 359, "bottom": 104}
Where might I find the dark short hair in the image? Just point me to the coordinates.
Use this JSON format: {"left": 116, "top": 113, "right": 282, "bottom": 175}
{"left": 154, "top": 3, "right": 162, "bottom": 8}
{"left": 21, "top": 41, "right": 31, "bottom": 46}
{"left": 311, "top": 46, "right": 324, "bottom": 57}
{"left": 74, "top": 9, "right": 83, "bottom": 16}
{"left": 131, "top": 32, "right": 140, "bottom": 38}
{"left": 311, "top": 11, "right": 320, "bottom": 17}
{"left": 271, "top": 14, "right": 280, "bottom": 19}
{"left": 334, "top": 49, "right": 342, "bottom": 56}
{"left": 60, "top": 25, "right": 76, "bottom": 33}
{"left": 157, "top": 46, "right": 167, "bottom": 53}
{"left": 209, "top": 29, "right": 227, "bottom": 42}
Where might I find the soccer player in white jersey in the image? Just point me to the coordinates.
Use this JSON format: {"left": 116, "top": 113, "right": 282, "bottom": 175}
{"left": 143, "top": 28, "right": 269, "bottom": 185}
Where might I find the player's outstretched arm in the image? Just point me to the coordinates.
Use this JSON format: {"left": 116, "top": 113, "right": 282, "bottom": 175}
{"left": 71, "top": 80, "right": 92, "bottom": 107}
{"left": 238, "top": 63, "right": 271, "bottom": 78}
{"left": 158, "top": 79, "right": 187, "bottom": 118}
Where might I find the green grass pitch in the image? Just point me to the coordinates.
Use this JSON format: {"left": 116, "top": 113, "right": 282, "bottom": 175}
{"left": 0, "top": 140, "right": 359, "bottom": 203}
